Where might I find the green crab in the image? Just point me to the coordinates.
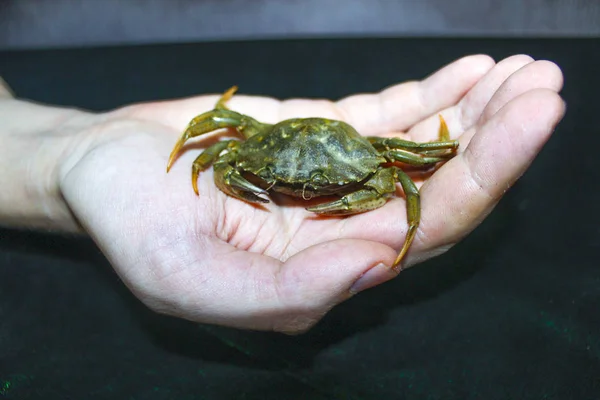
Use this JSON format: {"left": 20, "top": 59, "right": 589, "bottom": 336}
{"left": 167, "top": 87, "right": 458, "bottom": 268}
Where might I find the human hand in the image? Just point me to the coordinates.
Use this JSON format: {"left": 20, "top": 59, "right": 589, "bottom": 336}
{"left": 47, "top": 55, "right": 564, "bottom": 333}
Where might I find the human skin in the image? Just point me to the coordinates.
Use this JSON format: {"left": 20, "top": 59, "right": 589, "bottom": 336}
{"left": 0, "top": 55, "right": 565, "bottom": 333}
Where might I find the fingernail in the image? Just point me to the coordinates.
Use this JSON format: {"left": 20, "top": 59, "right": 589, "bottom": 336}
{"left": 350, "top": 263, "right": 396, "bottom": 294}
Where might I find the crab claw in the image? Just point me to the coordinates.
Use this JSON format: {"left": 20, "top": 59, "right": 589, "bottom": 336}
{"left": 214, "top": 162, "right": 269, "bottom": 204}
{"left": 307, "top": 189, "right": 388, "bottom": 216}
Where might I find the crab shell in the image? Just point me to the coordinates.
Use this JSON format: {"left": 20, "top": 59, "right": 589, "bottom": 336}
{"left": 234, "top": 118, "right": 386, "bottom": 199}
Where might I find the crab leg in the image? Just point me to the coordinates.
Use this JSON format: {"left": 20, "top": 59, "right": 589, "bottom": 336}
{"left": 215, "top": 85, "right": 238, "bottom": 109}
{"left": 393, "top": 168, "right": 420, "bottom": 268}
{"left": 167, "top": 108, "right": 246, "bottom": 172}
{"left": 370, "top": 137, "right": 458, "bottom": 152}
{"left": 367, "top": 115, "right": 458, "bottom": 157}
{"left": 167, "top": 87, "right": 270, "bottom": 173}
{"left": 306, "top": 167, "right": 397, "bottom": 216}
{"left": 383, "top": 149, "right": 455, "bottom": 166}
{"left": 307, "top": 167, "right": 420, "bottom": 269}
{"left": 437, "top": 113, "right": 451, "bottom": 141}
{"left": 188, "top": 140, "right": 236, "bottom": 195}
{"left": 306, "top": 188, "right": 390, "bottom": 215}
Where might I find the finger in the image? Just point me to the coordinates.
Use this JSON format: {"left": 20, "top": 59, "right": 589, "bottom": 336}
{"left": 455, "top": 60, "right": 564, "bottom": 149}
{"left": 457, "top": 54, "right": 535, "bottom": 132}
{"left": 405, "top": 54, "right": 536, "bottom": 143}
{"left": 409, "top": 89, "right": 566, "bottom": 265}
{"left": 148, "top": 238, "right": 397, "bottom": 333}
{"left": 122, "top": 54, "right": 495, "bottom": 137}
{"left": 480, "top": 60, "right": 564, "bottom": 124}
{"left": 124, "top": 93, "right": 346, "bottom": 136}
{"left": 0, "top": 76, "right": 15, "bottom": 98}
{"left": 272, "top": 238, "right": 398, "bottom": 334}
{"left": 119, "top": 91, "right": 283, "bottom": 132}
{"left": 336, "top": 54, "right": 495, "bottom": 136}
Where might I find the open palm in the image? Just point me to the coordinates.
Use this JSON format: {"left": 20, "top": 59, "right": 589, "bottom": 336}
{"left": 59, "top": 55, "right": 564, "bottom": 333}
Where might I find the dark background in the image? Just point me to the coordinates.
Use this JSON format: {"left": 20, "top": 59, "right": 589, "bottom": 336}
{"left": 1, "top": 0, "right": 599, "bottom": 51}
{"left": 1, "top": 1, "right": 599, "bottom": 399}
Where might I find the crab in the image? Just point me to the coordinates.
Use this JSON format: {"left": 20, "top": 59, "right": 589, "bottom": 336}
{"left": 166, "top": 87, "right": 458, "bottom": 268}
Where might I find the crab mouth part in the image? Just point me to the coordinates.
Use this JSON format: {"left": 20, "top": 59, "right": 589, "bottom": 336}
{"left": 242, "top": 170, "right": 369, "bottom": 199}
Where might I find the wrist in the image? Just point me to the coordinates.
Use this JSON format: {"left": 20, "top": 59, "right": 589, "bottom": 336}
{"left": 0, "top": 97, "right": 96, "bottom": 233}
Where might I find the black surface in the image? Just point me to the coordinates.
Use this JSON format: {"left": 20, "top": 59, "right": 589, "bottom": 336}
{"left": 1, "top": 38, "right": 599, "bottom": 399}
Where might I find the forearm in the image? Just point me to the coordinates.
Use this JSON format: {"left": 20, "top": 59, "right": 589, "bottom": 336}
{"left": 0, "top": 87, "right": 92, "bottom": 233}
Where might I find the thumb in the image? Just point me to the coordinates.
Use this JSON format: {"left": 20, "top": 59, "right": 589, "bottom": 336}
{"left": 273, "top": 239, "right": 398, "bottom": 334}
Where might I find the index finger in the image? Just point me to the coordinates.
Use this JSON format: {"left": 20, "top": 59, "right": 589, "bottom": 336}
{"left": 336, "top": 54, "right": 496, "bottom": 135}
